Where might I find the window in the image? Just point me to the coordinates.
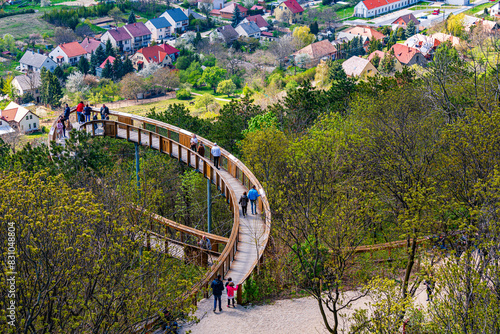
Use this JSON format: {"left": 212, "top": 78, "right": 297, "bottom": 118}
{"left": 30, "top": 115, "right": 33, "bottom": 119}
{"left": 26, "top": 116, "right": 29, "bottom": 120}
{"left": 29, "top": 124, "right": 31, "bottom": 129}
{"left": 33, "top": 123, "right": 36, "bottom": 128}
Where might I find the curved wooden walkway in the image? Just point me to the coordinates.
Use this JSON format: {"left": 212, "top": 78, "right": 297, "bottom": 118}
{"left": 49, "top": 108, "right": 271, "bottom": 330}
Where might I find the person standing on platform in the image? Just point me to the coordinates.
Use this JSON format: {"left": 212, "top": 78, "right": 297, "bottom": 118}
{"left": 84, "top": 104, "right": 92, "bottom": 122}
{"left": 76, "top": 101, "right": 84, "bottom": 124}
{"left": 248, "top": 185, "right": 260, "bottom": 215}
{"left": 197, "top": 142, "right": 205, "bottom": 158}
{"left": 226, "top": 282, "right": 239, "bottom": 308}
{"left": 63, "top": 103, "right": 70, "bottom": 122}
{"left": 211, "top": 274, "right": 224, "bottom": 313}
{"left": 190, "top": 134, "right": 198, "bottom": 151}
{"left": 100, "top": 104, "right": 110, "bottom": 120}
{"left": 239, "top": 192, "right": 249, "bottom": 217}
{"left": 211, "top": 143, "right": 221, "bottom": 170}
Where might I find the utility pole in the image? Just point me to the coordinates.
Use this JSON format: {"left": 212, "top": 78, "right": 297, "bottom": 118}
{"left": 207, "top": 178, "right": 212, "bottom": 234}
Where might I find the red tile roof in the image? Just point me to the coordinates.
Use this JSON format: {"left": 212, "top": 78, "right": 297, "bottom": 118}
{"left": 362, "top": 0, "right": 400, "bottom": 10}
{"left": 391, "top": 43, "right": 420, "bottom": 64}
{"left": 100, "top": 56, "right": 115, "bottom": 68}
{"left": 1, "top": 109, "right": 17, "bottom": 122}
{"left": 159, "top": 43, "right": 180, "bottom": 55}
{"left": 246, "top": 14, "right": 269, "bottom": 28}
{"left": 344, "top": 25, "right": 385, "bottom": 41}
{"left": 80, "top": 37, "right": 102, "bottom": 54}
{"left": 368, "top": 50, "right": 385, "bottom": 61}
{"left": 220, "top": 3, "right": 248, "bottom": 14}
{"left": 261, "top": 31, "right": 274, "bottom": 36}
{"left": 250, "top": 5, "right": 264, "bottom": 10}
{"left": 136, "top": 45, "right": 169, "bottom": 64}
{"left": 282, "top": 0, "right": 304, "bottom": 14}
{"left": 59, "top": 42, "right": 88, "bottom": 58}
{"left": 294, "top": 40, "right": 337, "bottom": 59}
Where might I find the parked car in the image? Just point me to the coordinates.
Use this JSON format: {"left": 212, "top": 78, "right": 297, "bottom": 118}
{"left": 420, "top": 15, "right": 428, "bottom": 19}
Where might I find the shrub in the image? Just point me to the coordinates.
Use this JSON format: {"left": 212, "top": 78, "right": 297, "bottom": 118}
{"left": 176, "top": 88, "right": 191, "bottom": 100}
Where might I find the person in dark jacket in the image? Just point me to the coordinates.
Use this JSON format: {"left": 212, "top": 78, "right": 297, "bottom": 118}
{"left": 100, "top": 104, "right": 109, "bottom": 120}
{"left": 211, "top": 274, "right": 224, "bottom": 312}
{"left": 84, "top": 104, "right": 92, "bottom": 122}
{"left": 239, "top": 192, "right": 249, "bottom": 217}
{"left": 197, "top": 142, "right": 205, "bottom": 157}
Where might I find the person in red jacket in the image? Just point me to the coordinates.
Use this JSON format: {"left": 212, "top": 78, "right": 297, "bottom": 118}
{"left": 76, "top": 101, "right": 85, "bottom": 124}
{"left": 226, "top": 281, "right": 239, "bottom": 308}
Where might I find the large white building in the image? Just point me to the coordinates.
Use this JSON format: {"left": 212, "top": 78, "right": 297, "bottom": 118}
{"left": 354, "top": 0, "right": 419, "bottom": 18}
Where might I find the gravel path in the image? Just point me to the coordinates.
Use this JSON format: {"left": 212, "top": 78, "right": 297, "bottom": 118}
{"left": 180, "top": 284, "right": 429, "bottom": 334}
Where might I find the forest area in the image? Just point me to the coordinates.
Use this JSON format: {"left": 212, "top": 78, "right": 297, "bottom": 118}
{"left": 1, "top": 38, "right": 500, "bottom": 333}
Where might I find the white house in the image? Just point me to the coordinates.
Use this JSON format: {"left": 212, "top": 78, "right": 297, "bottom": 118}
{"left": 0, "top": 118, "right": 15, "bottom": 136}
{"left": 123, "top": 22, "right": 152, "bottom": 52}
{"left": 49, "top": 42, "right": 88, "bottom": 66}
{"left": 19, "top": 51, "right": 57, "bottom": 73}
{"left": 146, "top": 17, "right": 172, "bottom": 42}
{"left": 100, "top": 27, "right": 133, "bottom": 52}
{"left": 198, "top": 0, "right": 225, "bottom": 11}
{"left": 0, "top": 102, "right": 40, "bottom": 133}
{"left": 161, "top": 8, "right": 189, "bottom": 34}
{"left": 12, "top": 72, "right": 42, "bottom": 103}
{"left": 235, "top": 21, "right": 262, "bottom": 39}
{"left": 354, "top": 0, "right": 419, "bottom": 18}
{"left": 490, "top": 3, "right": 500, "bottom": 16}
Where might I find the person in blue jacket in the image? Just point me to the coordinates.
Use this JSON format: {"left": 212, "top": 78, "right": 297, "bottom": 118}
{"left": 248, "top": 185, "right": 260, "bottom": 215}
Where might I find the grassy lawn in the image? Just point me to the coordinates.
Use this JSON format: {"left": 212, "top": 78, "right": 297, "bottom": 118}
{"left": 465, "top": 2, "right": 495, "bottom": 15}
{"left": 114, "top": 97, "right": 230, "bottom": 117}
{"left": 0, "top": 59, "right": 21, "bottom": 77}
{"left": 0, "top": 12, "right": 56, "bottom": 40}
{"left": 336, "top": 5, "right": 354, "bottom": 19}
{"left": 190, "top": 86, "right": 241, "bottom": 100}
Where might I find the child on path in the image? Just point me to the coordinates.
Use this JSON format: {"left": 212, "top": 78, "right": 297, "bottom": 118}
{"left": 239, "top": 192, "right": 249, "bottom": 217}
{"left": 226, "top": 282, "right": 239, "bottom": 308}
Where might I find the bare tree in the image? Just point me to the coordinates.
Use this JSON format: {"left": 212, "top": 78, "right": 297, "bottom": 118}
{"left": 54, "top": 27, "right": 77, "bottom": 45}
{"left": 152, "top": 67, "right": 180, "bottom": 93}
{"left": 269, "top": 35, "right": 296, "bottom": 68}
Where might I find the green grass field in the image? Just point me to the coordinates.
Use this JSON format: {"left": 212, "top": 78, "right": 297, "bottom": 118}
{"left": 465, "top": 2, "right": 495, "bottom": 15}
{"left": 0, "top": 12, "right": 55, "bottom": 40}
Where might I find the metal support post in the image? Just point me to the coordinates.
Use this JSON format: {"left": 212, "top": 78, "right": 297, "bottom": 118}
{"left": 207, "top": 178, "right": 212, "bottom": 234}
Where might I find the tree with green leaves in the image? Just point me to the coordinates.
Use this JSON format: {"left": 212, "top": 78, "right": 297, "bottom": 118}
{"left": 89, "top": 51, "right": 98, "bottom": 75}
{"left": 368, "top": 37, "right": 382, "bottom": 54}
{"left": 77, "top": 55, "right": 90, "bottom": 75}
{"left": 199, "top": 66, "right": 227, "bottom": 93}
{"left": 195, "top": 93, "right": 216, "bottom": 112}
{"left": 54, "top": 65, "right": 65, "bottom": 80}
{"left": 231, "top": 5, "right": 244, "bottom": 28}
{"left": 95, "top": 43, "right": 106, "bottom": 63}
{"left": 405, "top": 20, "right": 416, "bottom": 39}
{"left": 128, "top": 10, "right": 136, "bottom": 24}
{"left": 122, "top": 57, "right": 134, "bottom": 76}
{"left": 309, "top": 21, "right": 319, "bottom": 35}
{"left": 217, "top": 79, "right": 236, "bottom": 97}
{"left": 386, "top": 31, "right": 397, "bottom": 50}
{"left": 102, "top": 59, "right": 113, "bottom": 79}
{"left": 112, "top": 56, "right": 123, "bottom": 80}
{"left": 105, "top": 39, "right": 116, "bottom": 58}
{"left": 40, "top": 68, "right": 62, "bottom": 107}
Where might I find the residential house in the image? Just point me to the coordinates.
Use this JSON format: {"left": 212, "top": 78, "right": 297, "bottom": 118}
{"left": 146, "top": 17, "right": 172, "bottom": 43}
{"left": 354, "top": 0, "right": 419, "bottom": 18}
{"left": 49, "top": 42, "right": 88, "bottom": 65}
{"left": 158, "top": 43, "right": 180, "bottom": 61}
{"left": 294, "top": 40, "right": 338, "bottom": 67}
{"left": 100, "top": 27, "right": 133, "bottom": 52}
{"left": 235, "top": 21, "right": 261, "bottom": 39}
{"left": 368, "top": 50, "right": 403, "bottom": 72}
{"left": 341, "top": 25, "right": 385, "bottom": 41}
{"left": 490, "top": 2, "right": 499, "bottom": 16}
{"left": 0, "top": 117, "right": 15, "bottom": 136}
{"left": 131, "top": 45, "right": 172, "bottom": 70}
{"left": 182, "top": 8, "right": 206, "bottom": 20}
{"left": 198, "top": 0, "right": 225, "bottom": 11}
{"left": 220, "top": 3, "right": 249, "bottom": 19}
{"left": 275, "top": 0, "right": 304, "bottom": 24}
{"left": 391, "top": 43, "right": 427, "bottom": 66}
{"left": 161, "top": 8, "right": 189, "bottom": 34}
{"left": 430, "top": 32, "right": 461, "bottom": 47}
{"left": 19, "top": 51, "right": 57, "bottom": 73}
{"left": 96, "top": 56, "right": 115, "bottom": 77}
{"left": 479, "top": 20, "right": 500, "bottom": 34}
{"left": 342, "top": 56, "right": 378, "bottom": 78}
{"left": 404, "top": 34, "right": 439, "bottom": 58}
{"left": 392, "top": 13, "right": 420, "bottom": 28}
{"left": 12, "top": 72, "right": 42, "bottom": 103}
{"left": 123, "top": 22, "right": 152, "bottom": 52}
{"left": 260, "top": 31, "right": 276, "bottom": 41}
{"left": 331, "top": 37, "right": 350, "bottom": 59}
{"left": 209, "top": 24, "right": 239, "bottom": 44}
{"left": 244, "top": 14, "right": 269, "bottom": 31}
{"left": 80, "top": 37, "right": 104, "bottom": 59}
{"left": 336, "top": 32, "right": 370, "bottom": 53}
{"left": 250, "top": 5, "right": 265, "bottom": 12}
{"left": 0, "top": 102, "right": 40, "bottom": 133}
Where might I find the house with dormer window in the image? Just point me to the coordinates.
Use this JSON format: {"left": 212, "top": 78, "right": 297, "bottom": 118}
{"left": 131, "top": 45, "right": 172, "bottom": 70}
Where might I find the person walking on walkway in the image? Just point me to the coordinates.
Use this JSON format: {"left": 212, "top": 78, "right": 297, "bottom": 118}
{"left": 239, "top": 192, "right": 249, "bottom": 217}
{"left": 211, "top": 143, "right": 221, "bottom": 170}
{"left": 57, "top": 117, "right": 64, "bottom": 139}
{"left": 63, "top": 103, "right": 70, "bottom": 122}
{"left": 76, "top": 101, "right": 85, "bottom": 124}
{"left": 197, "top": 142, "right": 205, "bottom": 158}
{"left": 226, "top": 282, "right": 239, "bottom": 308}
{"left": 84, "top": 104, "right": 92, "bottom": 122}
{"left": 211, "top": 274, "right": 224, "bottom": 312}
{"left": 248, "top": 185, "right": 260, "bottom": 215}
{"left": 424, "top": 275, "right": 434, "bottom": 301}
{"left": 190, "top": 134, "right": 198, "bottom": 151}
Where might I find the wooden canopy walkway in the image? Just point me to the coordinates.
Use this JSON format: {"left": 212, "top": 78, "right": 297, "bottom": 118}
{"left": 49, "top": 108, "right": 271, "bottom": 330}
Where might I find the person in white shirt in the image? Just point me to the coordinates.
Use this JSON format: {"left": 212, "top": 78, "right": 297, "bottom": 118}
{"left": 211, "top": 143, "right": 221, "bottom": 170}
{"left": 190, "top": 134, "right": 198, "bottom": 151}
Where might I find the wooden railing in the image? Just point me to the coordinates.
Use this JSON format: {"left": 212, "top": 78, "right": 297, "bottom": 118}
{"left": 48, "top": 108, "right": 272, "bottom": 330}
